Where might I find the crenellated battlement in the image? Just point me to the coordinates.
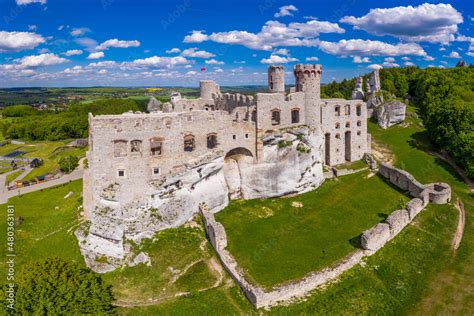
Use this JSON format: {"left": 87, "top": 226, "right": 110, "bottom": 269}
{"left": 293, "top": 64, "right": 322, "bottom": 74}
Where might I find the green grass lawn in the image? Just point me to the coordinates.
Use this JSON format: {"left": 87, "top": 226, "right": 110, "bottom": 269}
{"left": 0, "top": 180, "right": 84, "bottom": 282}
{"left": 216, "top": 171, "right": 409, "bottom": 288}
{"left": 5, "top": 169, "right": 23, "bottom": 185}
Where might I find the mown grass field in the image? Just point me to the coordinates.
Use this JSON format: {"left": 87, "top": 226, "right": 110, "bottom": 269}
{"left": 216, "top": 171, "right": 409, "bottom": 288}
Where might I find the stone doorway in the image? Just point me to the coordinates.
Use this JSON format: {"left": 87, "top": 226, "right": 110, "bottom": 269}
{"left": 324, "top": 133, "right": 331, "bottom": 165}
{"left": 345, "top": 131, "right": 351, "bottom": 162}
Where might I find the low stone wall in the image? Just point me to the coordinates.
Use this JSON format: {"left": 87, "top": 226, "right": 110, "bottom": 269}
{"left": 200, "top": 203, "right": 374, "bottom": 309}
{"left": 361, "top": 163, "right": 451, "bottom": 251}
{"left": 333, "top": 166, "right": 368, "bottom": 177}
{"left": 201, "top": 164, "right": 451, "bottom": 309}
{"left": 378, "top": 163, "right": 451, "bottom": 204}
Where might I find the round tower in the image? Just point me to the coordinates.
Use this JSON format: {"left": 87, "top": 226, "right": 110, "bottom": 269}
{"left": 200, "top": 80, "right": 220, "bottom": 100}
{"left": 294, "top": 64, "right": 322, "bottom": 98}
{"left": 294, "top": 64, "right": 323, "bottom": 128}
{"left": 268, "top": 65, "right": 285, "bottom": 93}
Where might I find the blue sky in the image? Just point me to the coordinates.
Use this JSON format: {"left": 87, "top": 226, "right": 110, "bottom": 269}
{"left": 0, "top": 0, "right": 473, "bottom": 87}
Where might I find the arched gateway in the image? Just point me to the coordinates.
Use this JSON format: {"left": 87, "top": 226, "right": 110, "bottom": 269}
{"left": 223, "top": 147, "right": 254, "bottom": 199}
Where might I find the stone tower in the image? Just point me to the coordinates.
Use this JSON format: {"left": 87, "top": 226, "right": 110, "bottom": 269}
{"left": 294, "top": 64, "right": 322, "bottom": 127}
{"left": 268, "top": 65, "right": 285, "bottom": 93}
{"left": 200, "top": 80, "right": 220, "bottom": 100}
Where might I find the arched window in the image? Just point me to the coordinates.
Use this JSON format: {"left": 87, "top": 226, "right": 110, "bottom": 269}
{"left": 271, "top": 109, "right": 281, "bottom": 125}
{"left": 357, "top": 120, "right": 362, "bottom": 127}
{"left": 184, "top": 134, "right": 195, "bottom": 152}
{"left": 113, "top": 140, "right": 127, "bottom": 157}
{"left": 335, "top": 133, "right": 341, "bottom": 139}
{"left": 335, "top": 123, "right": 340, "bottom": 129}
{"left": 150, "top": 137, "right": 164, "bottom": 156}
{"left": 356, "top": 105, "right": 362, "bottom": 116}
{"left": 130, "top": 140, "right": 142, "bottom": 153}
{"left": 251, "top": 110, "right": 257, "bottom": 122}
{"left": 345, "top": 122, "right": 350, "bottom": 128}
{"left": 357, "top": 131, "right": 361, "bottom": 136}
{"left": 335, "top": 105, "right": 341, "bottom": 116}
{"left": 291, "top": 109, "right": 300, "bottom": 124}
{"left": 345, "top": 104, "right": 351, "bottom": 115}
{"left": 207, "top": 133, "right": 218, "bottom": 149}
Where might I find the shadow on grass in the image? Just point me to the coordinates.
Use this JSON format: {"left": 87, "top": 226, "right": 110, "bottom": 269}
{"left": 349, "top": 235, "right": 362, "bottom": 249}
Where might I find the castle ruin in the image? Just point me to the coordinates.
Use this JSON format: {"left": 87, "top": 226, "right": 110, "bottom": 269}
{"left": 79, "top": 64, "right": 370, "bottom": 272}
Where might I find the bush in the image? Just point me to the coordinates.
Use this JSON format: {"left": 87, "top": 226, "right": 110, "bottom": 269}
{"left": 59, "top": 155, "right": 79, "bottom": 173}
{"left": 2, "top": 257, "right": 114, "bottom": 314}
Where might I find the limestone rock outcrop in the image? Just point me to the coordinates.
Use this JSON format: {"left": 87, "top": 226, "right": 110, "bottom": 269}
{"left": 147, "top": 97, "right": 161, "bottom": 112}
{"left": 376, "top": 100, "right": 406, "bottom": 129}
{"left": 78, "top": 127, "right": 324, "bottom": 272}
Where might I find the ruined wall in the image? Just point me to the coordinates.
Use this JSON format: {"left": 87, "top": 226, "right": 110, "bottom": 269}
{"left": 320, "top": 99, "right": 368, "bottom": 165}
{"left": 255, "top": 92, "right": 306, "bottom": 132}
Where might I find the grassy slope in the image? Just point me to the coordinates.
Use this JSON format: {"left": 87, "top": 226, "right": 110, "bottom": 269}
{"left": 216, "top": 171, "right": 408, "bottom": 288}
{"left": 367, "top": 117, "right": 474, "bottom": 315}
{"left": 0, "top": 180, "right": 84, "bottom": 281}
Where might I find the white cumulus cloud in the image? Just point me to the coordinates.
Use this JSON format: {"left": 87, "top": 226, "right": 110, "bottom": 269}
{"left": 180, "top": 47, "right": 215, "bottom": 58}
{"left": 0, "top": 31, "right": 45, "bottom": 53}
{"left": 353, "top": 56, "right": 370, "bottom": 63}
{"left": 87, "top": 52, "right": 105, "bottom": 59}
{"left": 166, "top": 48, "right": 181, "bottom": 54}
{"left": 121, "top": 56, "right": 190, "bottom": 70}
{"left": 183, "top": 20, "right": 344, "bottom": 51}
{"left": 96, "top": 39, "right": 141, "bottom": 51}
{"left": 63, "top": 49, "right": 83, "bottom": 56}
{"left": 205, "top": 59, "right": 224, "bottom": 65}
{"left": 70, "top": 27, "right": 91, "bottom": 37}
{"left": 274, "top": 5, "right": 298, "bottom": 18}
{"left": 306, "top": 56, "right": 319, "bottom": 61}
{"left": 318, "top": 39, "right": 426, "bottom": 57}
{"left": 340, "top": 3, "right": 463, "bottom": 44}
{"left": 261, "top": 54, "right": 298, "bottom": 64}
{"left": 368, "top": 64, "right": 383, "bottom": 70}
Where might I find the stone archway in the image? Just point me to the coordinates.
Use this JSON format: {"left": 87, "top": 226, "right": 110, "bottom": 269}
{"left": 224, "top": 147, "right": 253, "bottom": 199}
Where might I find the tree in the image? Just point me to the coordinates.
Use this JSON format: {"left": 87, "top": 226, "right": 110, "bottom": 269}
{"left": 59, "top": 155, "right": 79, "bottom": 173}
{"left": 5, "top": 258, "right": 114, "bottom": 314}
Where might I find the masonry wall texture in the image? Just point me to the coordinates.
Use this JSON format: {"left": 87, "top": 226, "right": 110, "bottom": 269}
{"left": 80, "top": 64, "right": 371, "bottom": 272}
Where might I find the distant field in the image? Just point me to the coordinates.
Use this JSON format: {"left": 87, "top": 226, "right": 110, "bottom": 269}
{"left": 216, "top": 171, "right": 408, "bottom": 288}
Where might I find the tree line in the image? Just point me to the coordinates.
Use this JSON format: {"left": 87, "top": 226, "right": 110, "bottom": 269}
{"left": 0, "top": 99, "right": 143, "bottom": 141}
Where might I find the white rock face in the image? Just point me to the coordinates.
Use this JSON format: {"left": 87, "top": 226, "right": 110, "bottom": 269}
{"left": 78, "top": 127, "right": 325, "bottom": 272}
{"left": 147, "top": 97, "right": 161, "bottom": 112}
{"left": 376, "top": 100, "right": 406, "bottom": 129}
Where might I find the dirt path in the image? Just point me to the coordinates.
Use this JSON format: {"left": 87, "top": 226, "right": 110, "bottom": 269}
{"left": 451, "top": 199, "right": 466, "bottom": 252}
{"left": 428, "top": 150, "right": 474, "bottom": 192}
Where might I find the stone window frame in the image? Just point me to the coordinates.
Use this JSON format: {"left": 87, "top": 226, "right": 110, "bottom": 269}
{"left": 345, "top": 122, "right": 350, "bottom": 128}
{"left": 113, "top": 139, "right": 128, "bottom": 158}
{"left": 291, "top": 108, "right": 300, "bottom": 124}
{"left": 357, "top": 131, "right": 362, "bottom": 136}
{"left": 150, "top": 137, "right": 164, "bottom": 156}
{"left": 130, "top": 139, "right": 142, "bottom": 153}
{"left": 117, "top": 169, "right": 125, "bottom": 178}
{"left": 251, "top": 110, "right": 257, "bottom": 122}
{"left": 357, "top": 120, "right": 362, "bottom": 127}
{"left": 344, "top": 104, "right": 351, "bottom": 116}
{"left": 271, "top": 108, "right": 281, "bottom": 126}
{"left": 335, "top": 122, "right": 340, "bottom": 129}
{"left": 184, "top": 134, "right": 195, "bottom": 152}
{"left": 356, "top": 104, "right": 362, "bottom": 116}
{"left": 152, "top": 167, "right": 161, "bottom": 176}
{"left": 207, "top": 132, "right": 218, "bottom": 149}
{"left": 335, "top": 133, "right": 341, "bottom": 139}
{"left": 335, "top": 105, "right": 341, "bottom": 116}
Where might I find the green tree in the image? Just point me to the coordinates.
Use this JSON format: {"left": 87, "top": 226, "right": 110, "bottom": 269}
{"left": 58, "top": 155, "right": 79, "bottom": 173}
{"left": 5, "top": 258, "right": 114, "bottom": 314}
